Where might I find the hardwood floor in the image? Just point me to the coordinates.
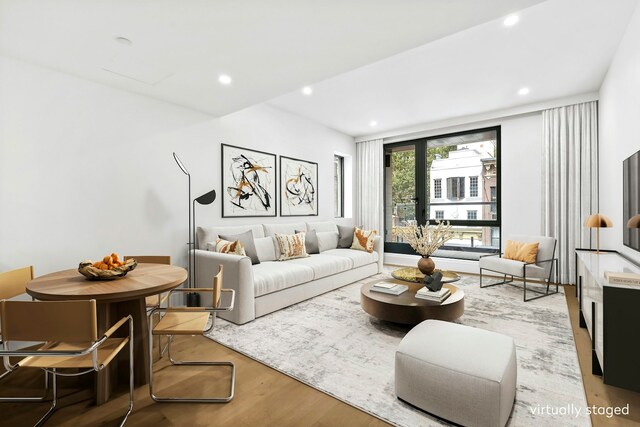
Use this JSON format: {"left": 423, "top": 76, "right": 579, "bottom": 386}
{"left": 2, "top": 284, "right": 639, "bottom": 426}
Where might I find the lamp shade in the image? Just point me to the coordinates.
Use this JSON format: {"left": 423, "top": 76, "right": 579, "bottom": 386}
{"left": 173, "top": 152, "right": 190, "bottom": 176}
{"left": 584, "top": 213, "right": 614, "bottom": 228}
{"left": 628, "top": 214, "right": 640, "bottom": 228}
{"left": 195, "top": 189, "right": 217, "bottom": 205}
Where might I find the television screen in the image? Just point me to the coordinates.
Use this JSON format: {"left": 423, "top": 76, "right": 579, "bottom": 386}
{"left": 623, "top": 150, "right": 640, "bottom": 252}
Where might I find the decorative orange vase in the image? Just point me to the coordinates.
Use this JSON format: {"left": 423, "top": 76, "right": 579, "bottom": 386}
{"left": 417, "top": 255, "right": 435, "bottom": 275}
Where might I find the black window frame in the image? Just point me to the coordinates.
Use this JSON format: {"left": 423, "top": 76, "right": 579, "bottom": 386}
{"left": 383, "top": 125, "right": 501, "bottom": 255}
{"left": 334, "top": 154, "right": 344, "bottom": 218}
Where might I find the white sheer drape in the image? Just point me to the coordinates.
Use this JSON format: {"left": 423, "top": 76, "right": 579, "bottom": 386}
{"left": 542, "top": 101, "right": 598, "bottom": 284}
{"left": 356, "top": 139, "right": 384, "bottom": 233}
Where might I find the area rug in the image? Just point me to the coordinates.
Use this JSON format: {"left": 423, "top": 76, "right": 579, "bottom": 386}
{"left": 208, "top": 273, "right": 590, "bottom": 426}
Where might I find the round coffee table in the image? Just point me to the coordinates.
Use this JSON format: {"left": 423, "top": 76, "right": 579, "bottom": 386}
{"left": 360, "top": 278, "right": 464, "bottom": 325}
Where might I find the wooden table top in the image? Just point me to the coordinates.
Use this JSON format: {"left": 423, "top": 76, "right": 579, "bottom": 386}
{"left": 26, "top": 263, "right": 187, "bottom": 303}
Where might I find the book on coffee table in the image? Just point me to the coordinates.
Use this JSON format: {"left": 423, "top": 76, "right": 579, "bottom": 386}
{"left": 415, "top": 287, "right": 450, "bottom": 302}
{"left": 371, "top": 282, "right": 408, "bottom": 295}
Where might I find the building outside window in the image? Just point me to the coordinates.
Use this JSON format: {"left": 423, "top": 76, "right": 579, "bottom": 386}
{"left": 433, "top": 178, "right": 442, "bottom": 198}
{"left": 469, "top": 176, "right": 478, "bottom": 197}
{"left": 467, "top": 210, "right": 477, "bottom": 220}
{"left": 435, "top": 210, "right": 444, "bottom": 220}
{"left": 334, "top": 155, "right": 344, "bottom": 218}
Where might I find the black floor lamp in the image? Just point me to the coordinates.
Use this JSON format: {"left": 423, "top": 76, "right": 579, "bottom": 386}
{"left": 173, "top": 152, "right": 216, "bottom": 306}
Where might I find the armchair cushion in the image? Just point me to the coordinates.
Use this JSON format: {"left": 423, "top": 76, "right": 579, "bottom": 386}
{"left": 504, "top": 240, "right": 539, "bottom": 263}
{"left": 479, "top": 255, "right": 547, "bottom": 279}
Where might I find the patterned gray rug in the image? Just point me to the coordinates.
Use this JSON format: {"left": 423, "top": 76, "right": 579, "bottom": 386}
{"left": 208, "top": 273, "right": 589, "bottom": 427}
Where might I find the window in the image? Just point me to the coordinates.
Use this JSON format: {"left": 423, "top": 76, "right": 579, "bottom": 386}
{"left": 384, "top": 126, "right": 501, "bottom": 256}
{"left": 334, "top": 155, "right": 344, "bottom": 218}
{"left": 447, "top": 177, "right": 465, "bottom": 200}
{"left": 433, "top": 179, "right": 442, "bottom": 198}
{"left": 470, "top": 176, "right": 478, "bottom": 197}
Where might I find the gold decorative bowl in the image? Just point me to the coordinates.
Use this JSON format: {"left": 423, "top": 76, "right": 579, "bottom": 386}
{"left": 78, "top": 258, "right": 137, "bottom": 281}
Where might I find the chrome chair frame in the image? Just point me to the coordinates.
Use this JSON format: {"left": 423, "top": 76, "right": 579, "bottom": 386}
{"left": 0, "top": 313, "right": 134, "bottom": 427}
{"left": 148, "top": 287, "right": 235, "bottom": 403}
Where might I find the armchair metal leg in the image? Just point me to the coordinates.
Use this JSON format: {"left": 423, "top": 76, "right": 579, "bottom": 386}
{"left": 479, "top": 269, "right": 514, "bottom": 288}
{"left": 149, "top": 333, "right": 235, "bottom": 403}
{"left": 34, "top": 369, "right": 57, "bottom": 427}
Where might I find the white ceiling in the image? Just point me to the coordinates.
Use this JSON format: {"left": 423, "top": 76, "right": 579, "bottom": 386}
{"left": 0, "top": 0, "right": 545, "bottom": 118}
{"left": 1, "top": 0, "right": 636, "bottom": 138}
{"left": 269, "top": 0, "right": 639, "bottom": 137}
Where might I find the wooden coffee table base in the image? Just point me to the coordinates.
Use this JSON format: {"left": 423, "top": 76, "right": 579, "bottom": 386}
{"left": 361, "top": 280, "right": 464, "bottom": 325}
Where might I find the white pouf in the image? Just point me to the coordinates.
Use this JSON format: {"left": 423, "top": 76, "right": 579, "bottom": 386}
{"left": 395, "top": 320, "right": 517, "bottom": 427}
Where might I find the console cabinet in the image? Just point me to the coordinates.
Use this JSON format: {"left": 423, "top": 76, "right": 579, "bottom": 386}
{"left": 576, "top": 249, "right": 640, "bottom": 392}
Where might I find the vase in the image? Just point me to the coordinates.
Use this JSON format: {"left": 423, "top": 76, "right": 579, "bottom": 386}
{"left": 417, "top": 255, "right": 435, "bottom": 275}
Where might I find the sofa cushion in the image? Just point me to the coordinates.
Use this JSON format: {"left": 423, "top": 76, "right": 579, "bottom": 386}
{"left": 323, "top": 248, "right": 379, "bottom": 268}
{"left": 317, "top": 231, "right": 339, "bottom": 252}
{"left": 337, "top": 225, "right": 355, "bottom": 248}
{"left": 210, "top": 238, "right": 246, "bottom": 256}
{"left": 219, "top": 230, "right": 260, "bottom": 265}
{"left": 252, "top": 262, "right": 314, "bottom": 297}
{"left": 306, "top": 221, "right": 338, "bottom": 233}
{"left": 263, "top": 223, "right": 306, "bottom": 237}
{"left": 350, "top": 227, "right": 377, "bottom": 253}
{"left": 197, "top": 225, "right": 264, "bottom": 250}
{"left": 287, "top": 254, "right": 353, "bottom": 280}
{"left": 255, "top": 236, "right": 278, "bottom": 262}
{"left": 295, "top": 229, "right": 320, "bottom": 254}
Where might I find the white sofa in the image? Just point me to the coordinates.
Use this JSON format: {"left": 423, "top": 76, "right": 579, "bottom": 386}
{"left": 194, "top": 221, "right": 383, "bottom": 324}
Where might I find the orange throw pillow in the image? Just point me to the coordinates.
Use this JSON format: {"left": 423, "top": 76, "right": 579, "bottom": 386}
{"left": 504, "top": 240, "right": 539, "bottom": 263}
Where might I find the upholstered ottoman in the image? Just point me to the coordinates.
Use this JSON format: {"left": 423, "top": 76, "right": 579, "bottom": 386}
{"left": 395, "top": 320, "right": 517, "bottom": 427}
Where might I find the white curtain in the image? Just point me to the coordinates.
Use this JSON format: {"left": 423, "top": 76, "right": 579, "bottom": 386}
{"left": 542, "top": 101, "right": 598, "bottom": 284}
{"left": 356, "top": 138, "right": 384, "bottom": 233}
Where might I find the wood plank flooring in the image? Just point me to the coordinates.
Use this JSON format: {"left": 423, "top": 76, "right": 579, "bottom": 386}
{"left": 1, "top": 284, "right": 639, "bottom": 426}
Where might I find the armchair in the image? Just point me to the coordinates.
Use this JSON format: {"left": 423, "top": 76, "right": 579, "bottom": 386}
{"left": 479, "top": 235, "right": 559, "bottom": 302}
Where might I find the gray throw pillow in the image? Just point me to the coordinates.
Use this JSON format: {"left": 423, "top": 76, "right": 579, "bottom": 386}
{"left": 295, "top": 229, "right": 320, "bottom": 255}
{"left": 337, "top": 225, "right": 356, "bottom": 248}
{"left": 218, "top": 230, "right": 260, "bottom": 265}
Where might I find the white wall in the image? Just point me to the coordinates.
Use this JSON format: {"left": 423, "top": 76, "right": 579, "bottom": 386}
{"left": 599, "top": 2, "right": 640, "bottom": 265}
{"left": 0, "top": 56, "right": 355, "bottom": 276}
{"left": 383, "top": 112, "right": 543, "bottom": 273}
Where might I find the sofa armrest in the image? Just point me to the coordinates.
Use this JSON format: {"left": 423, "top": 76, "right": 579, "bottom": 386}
{"left": 373, "top": 236, "right": 383, "bottom": 273}
{"left": 193, "top": 249, "right": 255, "bottom": 324}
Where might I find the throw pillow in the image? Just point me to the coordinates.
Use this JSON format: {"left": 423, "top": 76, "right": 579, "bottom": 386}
{"left": 295, "top": 229, "right": 320, "bottom": 254}
{"left": 337, "top": 225, "right": 356, "bottom": 248}
{"left": 350, "top": 227, "right": 377, "bottom": 253}
{"left": 213, "top": 238, "right": 246, "bottom": 256}
{"left": 274, "top": 232, "right": 309, "bottom": 261}
{"left": 504, "top": 240, "right": 539, "bottom": 263}
{"left": 219, "top": 230, "right": 260, "bottom": 265}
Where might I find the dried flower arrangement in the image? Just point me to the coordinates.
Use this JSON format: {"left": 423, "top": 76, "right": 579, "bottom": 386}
{"left": 401, "top": 220, "right": 454, "bottom": 257}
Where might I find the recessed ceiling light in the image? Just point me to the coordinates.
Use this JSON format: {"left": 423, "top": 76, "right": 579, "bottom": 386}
{"left": 218, "top": 74, "right": 232, "bottom": 85}
{"left": 302, "top": 86, "right": 313, "bottom": 96}
{"left": 518, "top": 87, "right": 530, "bottom": 95}
{"left": 370, "top": 120, "right": 378, "bottom": 127}
{"left": 114, "top": 36, "right": 132, "bottom": 46}
{"left": 503, "top": 15, "right": 519, "bottom": 27}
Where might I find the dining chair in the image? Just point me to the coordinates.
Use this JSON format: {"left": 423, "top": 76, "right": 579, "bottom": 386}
{"left": 0, "top": 299, "right": 134, "bottom": 426}
{"left": 0, "top": 265, "right": 50, "bottom": 403}
{"left": 148, "top": 265, "right": 236, "bottom": 402}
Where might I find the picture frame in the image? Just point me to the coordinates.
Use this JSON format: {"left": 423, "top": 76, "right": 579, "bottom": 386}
{"left": 221, "top": 144, "right": 277, "bottom": 217}
{"left": 280, "top": 155, "right": 318, "bottom": 216}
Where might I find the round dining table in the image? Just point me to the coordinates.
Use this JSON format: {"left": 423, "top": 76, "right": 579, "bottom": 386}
{"left": 26, "top": 263, "right": 187, "bottom": 404}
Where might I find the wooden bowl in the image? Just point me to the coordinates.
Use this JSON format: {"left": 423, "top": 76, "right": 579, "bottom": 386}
{"left": 78, "top": 258, "right": 137, "bottom": 281}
